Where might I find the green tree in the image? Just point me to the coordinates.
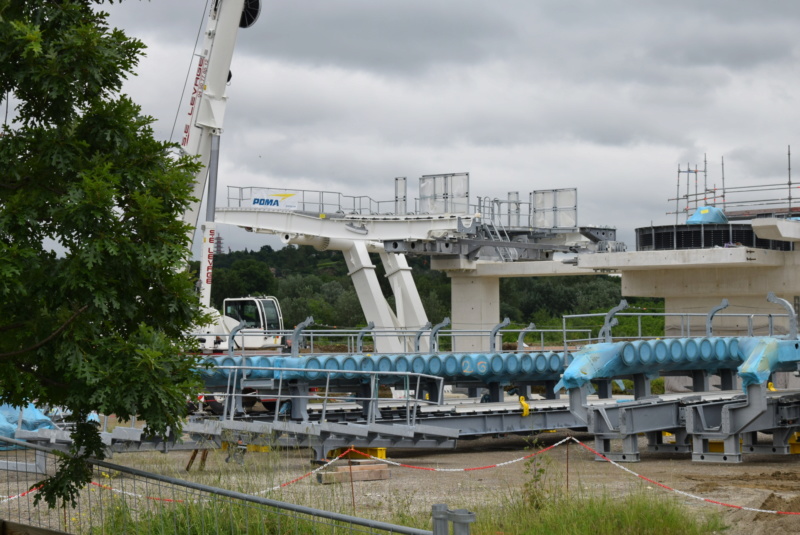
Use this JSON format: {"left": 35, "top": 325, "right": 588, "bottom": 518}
{"left": 210, "top": 259, "right": 276, "bottom": 308}
{"left": 0, "top": 1, "right": 206, "bottom": 506}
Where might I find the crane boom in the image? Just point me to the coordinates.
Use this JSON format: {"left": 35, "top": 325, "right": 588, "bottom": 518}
{"left": 181, "top": 0, "right": 247, "bottom": 229}
{"left": 175, "top": 0, "right": 285, "bottom": 354}
{"left": 178, "top": 0, "right": 250, "bottom": 307}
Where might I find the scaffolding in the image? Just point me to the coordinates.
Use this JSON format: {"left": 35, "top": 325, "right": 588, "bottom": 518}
{"left": 668, "top": 147, "right": 797, "bottom": 223}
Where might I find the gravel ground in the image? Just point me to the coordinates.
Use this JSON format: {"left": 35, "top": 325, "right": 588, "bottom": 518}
{"left": 175, "top": 430, "right": 800, "bottom": 534}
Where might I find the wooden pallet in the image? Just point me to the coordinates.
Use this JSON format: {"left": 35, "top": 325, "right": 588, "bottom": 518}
{"left": 316, "top": 460, "right": 391, "bottom": 484}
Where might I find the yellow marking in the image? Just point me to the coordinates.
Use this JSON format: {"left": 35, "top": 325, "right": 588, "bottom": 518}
{"left": 519, "top": 396, "right": 530, "bottom": 417}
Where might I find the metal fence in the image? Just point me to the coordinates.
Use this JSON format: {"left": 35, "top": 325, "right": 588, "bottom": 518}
{"left": 193, "top": 324, "right": 592, "bottom": 356}
{"left": 0, "top": 437, "right": 473, "bottom": 534}
{"left": 561, "top": 311, "right": 793, "bottom": 348}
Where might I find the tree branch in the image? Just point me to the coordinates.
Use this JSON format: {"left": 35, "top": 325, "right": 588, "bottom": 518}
{"left": 0, "top": 305, "right": 89, "bottom": 359}
{"left": 13, "top": 362, "right": 70, "bottom": 389}
{"left": 0, "top": 322, "right": 27, "bottom": 333}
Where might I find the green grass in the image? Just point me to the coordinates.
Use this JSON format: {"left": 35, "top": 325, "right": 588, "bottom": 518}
{"left": 91, "top": 497, "right": 333, "bottom": 534}
{"left": 86, "top": 483, "right": 727, "bottom": 535}
{"left": 81, "top": 444, "right": 727, "bottom": 535}
{"left": 468, "top": 491, "right": 726, "bottom": 535}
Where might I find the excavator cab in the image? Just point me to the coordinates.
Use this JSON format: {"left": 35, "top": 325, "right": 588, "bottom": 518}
{"left": 219, "top": 296, "right": 284, "bottom": 350}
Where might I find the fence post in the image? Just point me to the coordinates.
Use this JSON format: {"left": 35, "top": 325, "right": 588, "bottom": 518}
{"left": 431, "top": 504, "right": 449, "bottom": 534}
{"left": 449, "top": 508, "right": 477, "bottom": 534}
{"left": 517, "top": 322, "right": 536, "bottom": 351}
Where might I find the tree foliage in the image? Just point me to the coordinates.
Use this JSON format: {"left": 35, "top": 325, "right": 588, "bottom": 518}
{"left": 204, "top": 245, "right": 665, "bottom": 337}
{"left": 0, "top": 0, "right": 206, "bottom": 506}
{"left": 210, "top": 258, "right": 276, "bottom": 308}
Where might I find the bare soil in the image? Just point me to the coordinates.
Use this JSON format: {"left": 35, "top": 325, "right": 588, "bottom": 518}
{"left": 270, "top": 430, "right": 800, "bottom": 534}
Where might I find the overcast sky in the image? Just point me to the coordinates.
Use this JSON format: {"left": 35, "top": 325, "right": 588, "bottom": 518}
{"left": 102, "top": 0, "right": 800, "bottom": 255}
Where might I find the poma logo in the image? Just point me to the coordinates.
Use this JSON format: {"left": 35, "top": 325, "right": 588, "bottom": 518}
{"left": 253, "top": 198, "right": 280, "bottom": 206}
{"left": 252, "top": 193, "right": 296, "bottom": 207}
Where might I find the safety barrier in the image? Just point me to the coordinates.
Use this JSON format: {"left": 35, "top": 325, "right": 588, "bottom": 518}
{"left": 0, "top": 436, "right": 473, "bottom": 535}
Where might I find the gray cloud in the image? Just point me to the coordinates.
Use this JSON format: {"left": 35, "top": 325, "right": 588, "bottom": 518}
{"left": 95, "top": 0, "right": 800, "bottom": 255}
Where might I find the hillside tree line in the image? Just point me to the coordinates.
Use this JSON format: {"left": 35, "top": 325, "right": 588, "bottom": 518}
{"left": 196, "top": 245, "right": 663, "bottom": 336}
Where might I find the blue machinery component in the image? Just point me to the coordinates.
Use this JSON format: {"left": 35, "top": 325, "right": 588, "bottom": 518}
{"left": 554, "top": 337, "right": 743, "bottom": 393}
{"left": 201, "top": 351, "right": 568, "bottom": 386}
{"left": 194, "top": 296, "right": 800, "bottom": 464}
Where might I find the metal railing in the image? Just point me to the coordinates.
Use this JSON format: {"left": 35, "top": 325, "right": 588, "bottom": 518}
{"left": 561, "top": 311, "right": 793, "bottom": 348}
{"left": 0, "top": 436, "right": 473, "bottom": 534}
{"left": 226, "top": 186, "right": 397, "bottom": 215}
{"left": 207, "top": 365, "right": 446, "bottom": 427}
{"left": 192, "top": 325, "right": 593, "bottom": 355}
{"left": 224, "top": 185, "right": 591, "bottom": 235}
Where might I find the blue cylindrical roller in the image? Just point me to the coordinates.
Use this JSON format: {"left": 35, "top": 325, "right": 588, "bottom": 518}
{"left": 519, "top": 353, "right": 534, "bottom": 375}
{"left": 275, "top": 356, "right": 307, "bottom": 380}
{"left": 682, "top": 339, "right": 699, "bottom": 362}
{"left": 460, "top": 354, "right": 490, "bottom": 376}
{"left": 304, "top": 355, "right": 326, "bottom": 380}
{"left": 358, "top": 355, "right": 376, "bottom": 373}
{"left": 709, "top": 337, "right": 728, "bottom": 362}
{"left": 442, "top": 354, "right": 460, "bottom": 376}
{"left": 375, "top": 355, "right": 394, "bottom": 374}
{"left": 244, "top": 355, "right": 275, "bottom": 379}
{"left": 666, "top": 339, "right": 683, "bottom": 362}
{"left": 244, "top": 355, "right": 264, "bottom": 368}
{"left": 340, "top": 355, "right": 359, "bottom": 379}
{"left": 727, "top": 338, "right": 740, "bottom": 362}
{"left": 504, "top": 353, "right": 520, "bottom": 375}
{"left": 217, "top": 355, "right": 242, "bottom": 375}
{"left": 394, "top": 355, "right": 411, "bottom": 373}
{"left": 490, "top": 354, "right": 505, "bottom": 375}
{"left": 323, "top": 355, "right": 341, "bottom": 379}
{"left": 651, "top": 340, "right": 668, "bottom": 364}
{"left": 698, "top": 338, "right": 714, "bottom": 362}
{"left": 428, "top": 354, "right": 443, "bottom": 375}
{"left": 533, "top": 353, "right": 548, "bottom": 374}
{"left": 411, "top": 355, "right": 428, "bottom": 375}
{"left": 199, "top": 357, "right": 222, "bottom": 380}
{"left": 621, "top": 342, "right": 638, "bottom": 366}
{"left": 638, "top": 343, "right": 653, "bottom": 365}
{"left": 548, "top": 352, "right": 563, "bottom": 372}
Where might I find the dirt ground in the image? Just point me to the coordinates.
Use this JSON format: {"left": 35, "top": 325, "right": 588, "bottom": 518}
{"left": 265, "top": 430, "right": 800, "bottom": 534}
{"left": 4, "top": 428, "right": 800, "bottom": 533}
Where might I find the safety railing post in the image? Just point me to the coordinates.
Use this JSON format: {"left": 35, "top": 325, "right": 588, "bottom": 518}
{"left": 599, "top": 300, "right": 628, "bottom": 343}
{"left": 489, "top": 317, "right": 511, "bottom": 352}
{"left": 356, "top": 322, "right": 375, "bottom": 353}
{"left": 430, "top": 318, "right": 450, "bottom": 353}
{"left": 449, "top": 508, "right": 477, "bottom": 534}
{"left": 415, "top": 322, "right": 432, "bottom": 352}
{"left": 432, "top": 503, "right": 477, "bottom": 534}
{"left": 431, "top": 504, "right": 449, "bottom": 534}
{"left": 291, "top": 316, "right": 314, "bottom": 357}
{"left": 517, "top": 322, "right": 536, "bottom": 351}
{"left": 705, "top": 298, "right": 729, "bottom": 336}
{"left": 767, "top": 292, "right": 798, "bottom": 339}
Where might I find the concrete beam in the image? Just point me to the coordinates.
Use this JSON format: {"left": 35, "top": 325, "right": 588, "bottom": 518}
{"left": 751, "top": 218, "right": 800, "bottom": 242}
{"left": 577, "top": 248, "right": 785, "bottom": 271}
{"left": 431, "top": 257, "right": 589, "bottom": 277}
